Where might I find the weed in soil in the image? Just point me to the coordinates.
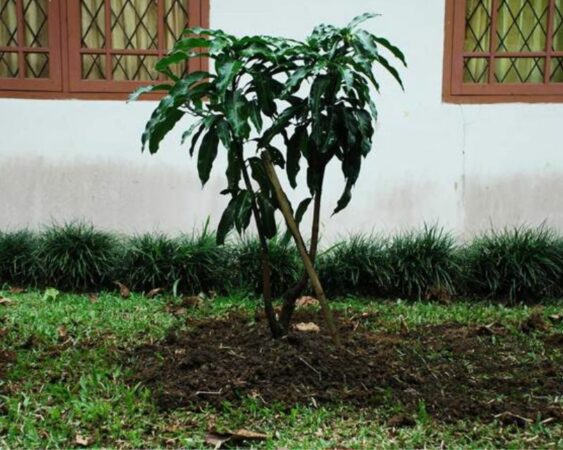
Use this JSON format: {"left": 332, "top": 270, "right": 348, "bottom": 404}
{"left": 130, "top": 310, "right": 563, "bottom": 424}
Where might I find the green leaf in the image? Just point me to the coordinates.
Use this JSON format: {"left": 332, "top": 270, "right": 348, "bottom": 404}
{"left": 257, "top": 194, "right": 277, "bottom": 239}
{"left": 347, "top": 12, "right": 380, "bottom": 29}
{"left": 376, "top": 54, "right": 404, "bottom": 89}
{"left": 339, "top": 67, "right": 354, "bottom": 94}
{"left": 333, "top": 179, "right": 354, "bottom": 215}
{"left": 156, "top": 51, "right": 189, "bottom": 73}
{"left": 253, "top": 72, "right": 277, "bottom": 117}
{"left": 248, "top": 101, "right": 263, "bottom": 132}
{"left": 181, "top": 120, "right": 203, "bottom": 145}
{"left": 235, "top": 191, "right": 253, "bottom": 233}
{"left": 217, "top": 196, "right": 238, "bottom": 245}
{"left": 216, "top": 119, "right": 232, "bottom": 148}
{"left": 144, "top": 108, "right": 185, "bottom": 154}
{"left": 354, "top": 30, "right": 380, "bottom": 59}
{"left": 372, "top": 35, "right": 407, "bottom": 66}
{"left": 283, "top": 66, "right": 311, "bottom": 96}
{"left": 309, "top": 75, "right": 331, "bottom": 120}
{"left": 128, "top": 84, "right": 171, "bottom": 102}
{"left": 287, "top": 126, "right": 306, "bottom": 189}
{"left": 260, "top": 106, "right": 299, "bottom": 147}
{"left": 355, "top": 109, "right": 374, "bottom": 156}
{"left": 248, "top": 157, "right": 270, "bottom": 193}
{"left": 197, "top": 127, "right": 220, "bottom": 186}
{"left": 226, "top": 89, "right": 251, "bottom": 139}
{"left": 175, "top": 37, "right": 211, "bottom": 52}
{"left": 216, "top": 57, "right": 244, "bottom": 94}
{"left": 226, "top": 142, "right": 242, "bottom": 190}
{"left": 266, "top": 146, "right": 285, "bottom": 169}
{"left": 188, "top": 123, "right": 206, "bottom": 156}
{"left": 295, "top": 197, "right": 313, "bottom": 224}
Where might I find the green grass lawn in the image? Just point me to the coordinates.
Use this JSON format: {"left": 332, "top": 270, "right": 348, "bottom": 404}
{"left": 0, "top": 290, "right": 562, "bottom": 449}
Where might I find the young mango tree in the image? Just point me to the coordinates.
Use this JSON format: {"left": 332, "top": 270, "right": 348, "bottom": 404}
{"left": 133, "top": 13, "right": 405, "bottom": 345}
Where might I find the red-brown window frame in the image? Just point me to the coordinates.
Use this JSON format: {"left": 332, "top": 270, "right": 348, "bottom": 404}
{"left": 443, "top": 0, "right": 563, "bottom": 103}
{"left": 0, "top": 0, "right": 209, "bottom": 100}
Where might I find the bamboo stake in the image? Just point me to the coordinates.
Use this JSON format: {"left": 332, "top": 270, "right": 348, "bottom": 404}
{"left": 261, "top": 151, "right": 341, "bottom": 346}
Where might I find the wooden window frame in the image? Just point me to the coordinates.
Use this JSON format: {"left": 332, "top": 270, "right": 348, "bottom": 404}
{"left": 443, "top": 0, "right": 563, "bottom": 103}
{"left": 0, "top": 0, "right": 63, "bottom": 93}
{"left": 0, "top": 0, "right": 209, "bottom": 100}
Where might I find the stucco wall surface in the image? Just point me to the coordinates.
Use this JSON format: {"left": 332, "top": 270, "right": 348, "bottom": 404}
{"left": 1, "top": 0, "right": 562, "bottom": 241}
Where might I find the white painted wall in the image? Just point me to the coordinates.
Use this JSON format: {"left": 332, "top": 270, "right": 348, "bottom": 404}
{"left": 1, "top": 0, "right": 562, "bottom": 241}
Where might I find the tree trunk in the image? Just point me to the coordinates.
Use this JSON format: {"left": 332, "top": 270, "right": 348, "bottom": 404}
{"left": 279, "top": 170, "right": 324, "bottom": 331}
{"left": 261, "top": 151, "right": 341, "bottom": 346}
{"left": 239, "top": 149, "right": 282, "bottom": 338}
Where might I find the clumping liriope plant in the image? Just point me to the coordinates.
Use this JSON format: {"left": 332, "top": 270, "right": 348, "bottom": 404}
{"left": 133, "top": 13, "right": 406, "bottom": 344}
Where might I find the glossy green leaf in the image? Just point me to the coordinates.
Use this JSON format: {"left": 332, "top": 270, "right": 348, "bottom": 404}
{"left": 197, "top": 127, "right": 220, "bottom": 186}
{"left": 155, "top": 51, "right": 189, "bottom": 73}
{"left": 347, "top": 12, "right": 380, "bottom": 29}
{"left": 333, "top": 179, "right": 354, "bottom": 215}
{"left": 216, "top": 57, "right": 244, "bottom": 94}
{"left": 295, "top": 197, "right": 313, "bottom": 224}
{"left": 253, "top": 72, "right": 277, "bottom": 117}
{"left": 216, "top": 119, "right": 232, "bottom": 148}
{"left": 128, "top": 84, "right": 171, "bottom": 102}
{"left": 226, "top": 89, "right": 251, "bottom": 139}
{"left": 226, "top": 142, "right": 242, "bottom": 190}
{"left": 175, "top": 37, "right": 211, "bottom": 52}
{"left": 257, "top": 194, "right": 277, "bottom": 238}
{"left": 248, "top": 101, "right": 263, "bottom": 132}
{"left": 235, "top": 190, "right": 253, "bottom": 233}
{"left": 373, "top": 35, "right": 407, "bottom": 66}
{"left": 217, "top": 196, "right": 238, "bottom": 245}
{"left": 354, "top": 30, "right": 379, "bottom": 59}
{"left": 188, "top": 123, "right": 206, "bottom": 156}
{"left": 376, "top": 54, "right": 404, "bottom": 89}
{"left": 181, "top": 120, "right": 203, "bottom": 145}
{"left": 287, "top": 126, "right": 306, "bottom": 189}
{"left": 248, "top": 157, "right": 270, "bottom": 193}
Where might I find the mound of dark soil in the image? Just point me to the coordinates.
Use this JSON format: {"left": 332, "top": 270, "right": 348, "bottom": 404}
{"left": 130, "top": 311, "right": 563, "bottom": 424}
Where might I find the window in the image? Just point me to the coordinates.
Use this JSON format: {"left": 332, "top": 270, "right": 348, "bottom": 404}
{"left": 443, "top": 0, "right": 563, "bottom": 103}
{"left": 0, "top": 0, "right": 209, "bottom": 99}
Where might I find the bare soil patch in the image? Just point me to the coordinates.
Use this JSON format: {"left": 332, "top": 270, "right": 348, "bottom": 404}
{"left": 130, "top": 311, "right": 563, "bottom": 424}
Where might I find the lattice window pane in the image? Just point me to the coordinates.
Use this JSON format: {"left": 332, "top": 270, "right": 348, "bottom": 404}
{"left": 552, "top": 57, "right": 563, "bottom": 81}
{"left": 112, "top": 54, "right": 158, "bottom": 80}
{"left": 81, "top": 0, "right": 105, "bottom": 49}
{"left": 0, "top": 0, "right": 17, "bottom": 46}
{"left": 82, "top": 53, "right": 106, "bottom": 79}
{"left": 164, "top": 0, "right": 189, "bottom": 50}
{"left": 0, "top": 50, "right": 18, "bottom": 77}
{"left": 495, "top": 57, "right": 545, "bottom": 82}
{"left": 464, "top": 57, "right": 489, "bottom": 83}
{"left": 554, "top": 0, "right": 563, "bottom": 50}
{"left": 497, "top": 0, "right": 549, "bottom": 52}
{"left": 111, "top": 0, "right": 158, "bottom": 50}
{"left": 23, "top": 0, "right": 48, "bottom": 47}
{"left": 24, "top": 51, "right": 48, "bottom": 77}
{"left": 465, "top": 0, "right": 492, "bottom": 52}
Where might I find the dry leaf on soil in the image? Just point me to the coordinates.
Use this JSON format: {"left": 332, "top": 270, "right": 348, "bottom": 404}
{"left": 146, "top": 287, "right": 165, "bottom": 298}
{"left": 57, "top": 325, "right": 68, "bottom": 341}
{"left": 293, "top": 322, "right": 320, "bottom": 333}
{"left": 0, "top": 297, "right": 13, "bottom": 306}
{"left": 114, "top": 281, "right": 131, "bottom": 299}
{"left": 548, "top": 314, "right": 562, "bottom": 323}
{"left": 205, "top": 429, "right": 268, "bottom": 449}
{"left": 295, "top": 296, "right": 319, "bottom": 309}
{"left": 8, "top": 287, "right": 24, "bottom": 294}
{"left": 182, "top": 296, "right": 203, "bottom": 308}
{"left": 74, "top": 434, "right": 91, "bottom": 447}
